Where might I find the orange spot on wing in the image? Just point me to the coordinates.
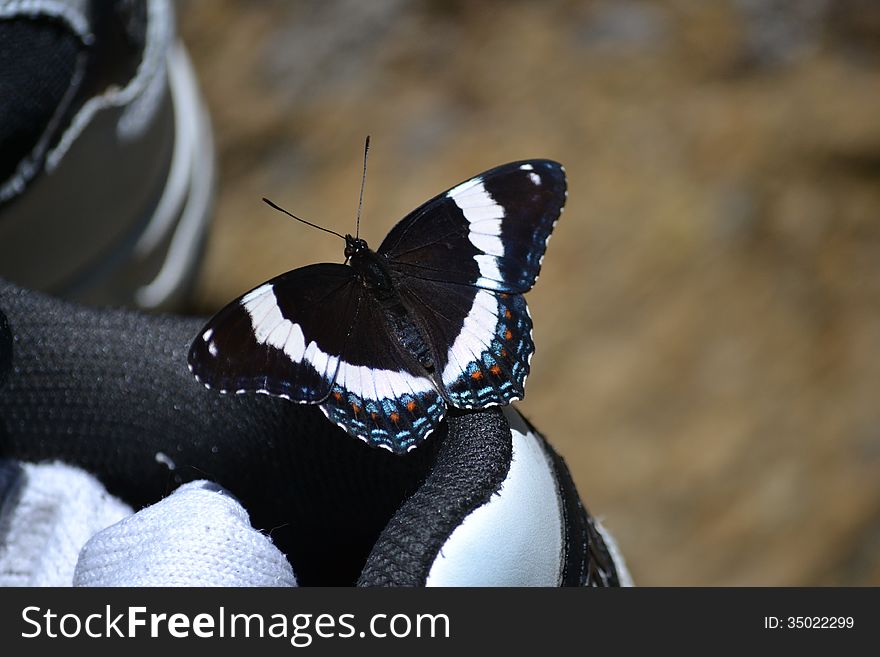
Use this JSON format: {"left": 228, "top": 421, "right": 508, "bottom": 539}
{"left": 333, "top": 391, "right": 342, "bottom": 401}
{"left": 504, "top": 330, "right": 513, "bottom": 340}
{"left": 501, "top": 348, "right": 508, "bottom": 357}
{"left": 371, "top": 412, "right": 378, "bottom": 421}
{"left": 390, "top": 412, "right": 400, "bottom": 423}
{"left": 500, "top": 293, "right": 509, "bottom": 299}
{"left": 351, "top": 403, "right": 361, "bottom": 415}
{"left": 471, "top": 370, "right": 483, "bottom": 380}
{"left": 490, "top": 365, "right": 501, "bottom": 375}
{"left": 406, "top": 400, "right": 416, "bottom": 412}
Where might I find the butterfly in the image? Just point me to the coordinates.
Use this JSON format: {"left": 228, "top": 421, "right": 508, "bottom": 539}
{"left": 188, "top": 159, "right": 566, "bottom": 454}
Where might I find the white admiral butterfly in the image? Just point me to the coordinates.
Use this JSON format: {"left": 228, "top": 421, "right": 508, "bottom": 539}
{"left": 189, "top": 158, "right": 566, "bottom": 453}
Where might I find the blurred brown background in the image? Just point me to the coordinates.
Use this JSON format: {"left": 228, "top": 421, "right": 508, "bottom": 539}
{"left": 178, "top": 0, "right": 880, "bottom": 585}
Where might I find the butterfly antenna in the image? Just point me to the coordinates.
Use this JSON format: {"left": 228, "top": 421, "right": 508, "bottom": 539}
{"left": 356, "top": 135, "right": 370, "bottom": 239}
{"left": 262, "top": 197, "right": 346, "bottom": 240}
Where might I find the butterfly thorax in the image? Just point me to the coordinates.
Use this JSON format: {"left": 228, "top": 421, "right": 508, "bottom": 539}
{"left": 346, "top": 235, "right": 435, "bottom": 371}
{"left": 346, "top": 236, "right": 393, "bottom": 296}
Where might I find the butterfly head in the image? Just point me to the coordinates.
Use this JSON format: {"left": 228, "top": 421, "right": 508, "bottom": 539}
{"left": 344, "top": 234, "right": 370, "bottom": 260}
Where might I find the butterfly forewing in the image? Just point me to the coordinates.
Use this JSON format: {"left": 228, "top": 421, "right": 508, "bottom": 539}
{"left": 188, "top": 264, "right": 360, "bottom": 403}
{"left": 378, "top": 160, "right": 566, "bottom": 294}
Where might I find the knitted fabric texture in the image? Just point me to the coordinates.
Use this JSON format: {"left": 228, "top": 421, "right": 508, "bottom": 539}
{"left": 73, "top": 480, "right": 296, "bottom": 587}
{"left": 0, "top": 460, "right": 132, "bottom": 586}
{"left": 0, "top": 17, "right": 80, "bottom": 192}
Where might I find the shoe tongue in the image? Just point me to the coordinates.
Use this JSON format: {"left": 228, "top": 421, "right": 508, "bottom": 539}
{"left": 242, "top": 408, "right": 444, "bottom": 585}
{"left": 0, "top": 19, "right": 81, "bottom": 190}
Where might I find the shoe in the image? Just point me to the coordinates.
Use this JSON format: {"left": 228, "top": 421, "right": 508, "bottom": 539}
{"left": 0, "top": 0, "right": 214, "bottom": 311}
{"left": 0, "top": 411, "right": 631, "bottom": 587}
{"left": 0, "top": 279, "right": 632, "bottom": 586}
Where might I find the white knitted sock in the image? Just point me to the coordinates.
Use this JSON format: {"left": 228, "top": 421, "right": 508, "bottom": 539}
{"left": 0, "top": 460, "right": 133, "bottom": 586}
{"left": 72, "top": 480, "right": 297, "bottom": 587}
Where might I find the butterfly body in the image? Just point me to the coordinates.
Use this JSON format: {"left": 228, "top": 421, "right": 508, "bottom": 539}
{"left": 189, "top": 160, "right": 567, "bottom": 453}
{"left": 346, "top": 236, "right": 436, "bottom": 371}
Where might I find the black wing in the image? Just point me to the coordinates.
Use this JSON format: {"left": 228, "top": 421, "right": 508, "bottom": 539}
{"left": 377, "top": 160, "right": 566, "bottom": 294}
{"left": 188, "top": 263, "right": 360, "bottom": 403}
{"left": 378, "top": 160, "right": 563, "bottom": 408}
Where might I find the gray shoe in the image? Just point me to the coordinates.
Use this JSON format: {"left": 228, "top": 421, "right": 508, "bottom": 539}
{"left": 0, "top": 0, "right": 214, "bottom": 311}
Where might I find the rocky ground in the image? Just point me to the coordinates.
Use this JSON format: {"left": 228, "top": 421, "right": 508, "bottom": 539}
{"left": 179, "top": 0, "right": 880, "bottom": 585}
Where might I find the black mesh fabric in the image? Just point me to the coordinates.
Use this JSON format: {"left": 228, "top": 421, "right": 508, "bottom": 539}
{"left": 0, "top": 19, "right": 81, "bottom": 188}
{"left": 0, "top": 307, "right": 11, "bottom": 391}
{"left": 0, "top": 279, "right": 451, "bottom": 585}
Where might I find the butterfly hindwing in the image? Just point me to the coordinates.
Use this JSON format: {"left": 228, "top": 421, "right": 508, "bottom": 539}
{"left": 396, "top": 276, "right": 534, "bottom": 409}
{"left": 440, "top": 291, "right": 533, "bottom": 408}
{"left": 378, "top": 160, "right": 566, "bottom": 294}
{"left": 319, "top": 293, "right": 446, "bottom": 453}
{"left": 188, "top": 264, "right": 360, "bottom": 403}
